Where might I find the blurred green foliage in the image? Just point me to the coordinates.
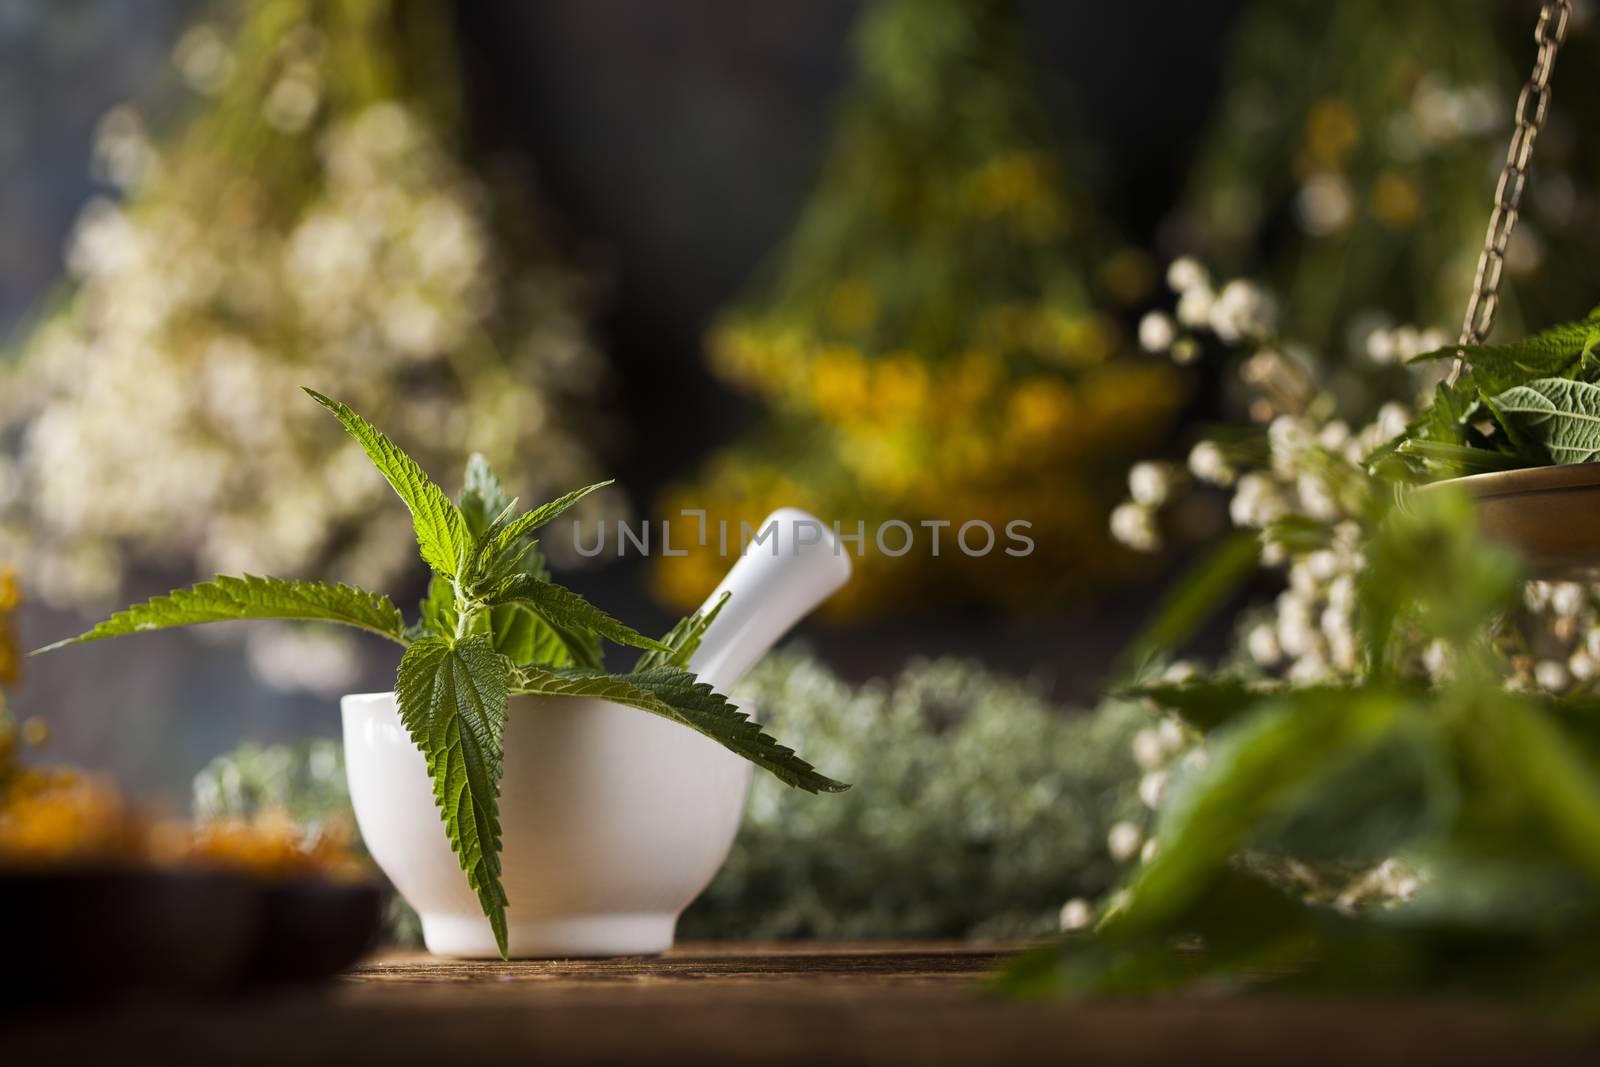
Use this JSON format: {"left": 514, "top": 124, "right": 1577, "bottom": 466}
{"left": 1001, "top": 486, "right": 1600, "bottom": 1009}
{"left": 682, "top": 651, "right": 1154, "bottom": 939}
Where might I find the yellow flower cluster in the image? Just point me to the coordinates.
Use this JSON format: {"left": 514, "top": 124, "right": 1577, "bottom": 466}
{"left": 0, "top": 752, "right": 364, "bottom": 879}
{"left": 0, "top": 764, "right": 146, "bottom": 867}
{"left": 176, "top": 812, "right": 365, "bottom": 881}
{"left": 1299, "top": 98, "right": 1361, "bottom": 173}
{"left": 0, "top": 566, "right": 361, "bottom": 879}
{"left": 656, "top": 338, "right": 1181, "bottom": 618}
{"left": 961, "top": 151, "right": 1070, "bottom": 240}
{"left": 0, "top": 567, "right": 18, "bottom": 689}
{"left": 712, "top": 305, "right": 1125, "bottom": 416}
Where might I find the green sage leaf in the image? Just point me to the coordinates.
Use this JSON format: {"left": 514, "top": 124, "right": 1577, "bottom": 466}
{"left": 1491, "top": 378, "right": 1600, "bottom": 465}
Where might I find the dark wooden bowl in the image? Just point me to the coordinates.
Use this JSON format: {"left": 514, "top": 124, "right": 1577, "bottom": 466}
{"left": 0, "top": 867, "right": 263, "bottom": 1003}
{"left": 1434, "top": 463, "right": 1600, "bottom": 577}
{"left": 0, "top": 867, "right": 386, "bottom": 1003}
{"left": 249, "top": 878, "right": 384, "bottom": 984}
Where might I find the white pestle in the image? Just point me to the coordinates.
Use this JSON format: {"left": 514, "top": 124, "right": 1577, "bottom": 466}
{"left": 684, "top": 507, "right": 852, "bottom": 696}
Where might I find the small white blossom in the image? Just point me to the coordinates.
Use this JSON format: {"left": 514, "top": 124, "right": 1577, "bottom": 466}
{"left": 1268, "top": 415, "right": 1315, "bottom": 476}
{"left": 1138, "top": 770, "right": 1168, "bottom": 810}
{"left": 262, "top": 68, "right": 321, "bottom": 134}
{"left": 1110, "top": 501, "right": 1160, "bottom": 552}
{"left": 1276, "top": 591, "right": 1317, "bottom": 659}
{"left": 1132, "top": 728, "right": 1167, "bottom": 771}
{"left": 1550, "top": 583, "right": 1587, "bottom": 619}
{"left": 173, "top": 23, "right": 234, "bottom": 95}
{"left": 1166, "top": 257, "right": 1210, "bottom": 293}
{"left": 1327, "top": 574, "right": 1356, "bottom": 613}
{"left": 1187, "top": 440, "right": 1234, "bottom": 486}
{"left": 1366, "top": 328, "right": 1398, "bottom": 365}
{"left": 1306, "top": 549, "right": 1342, "bottom": 583}
{"left": 1140, "top": 838, "right": 1161, "bottom": 864}
{"left": 1176, "top": 285, "right": 1215, "bottom": 328}
{"left": 1247, "top": 623, "right": 1282, "bottom": 666}
{"left": 1157, "top": 719, "right": 1186, "bottom": 752}
{"left": 1230, "top": 472, "right": 1288, "bottom": 527}
{"left": 1107, "top": 821, "right": 1143, "bottom": 863}
{"left": 1287, "top": 651, "right": 1331, "bottom": 685}
{"left": 1570, "top": 650, "right": 1598, "bottom": 682}
{"left": 1059, "top": 898, "right": 1093, "bottom": 932}
{"left": 1296, "top": 472, "right": 1341, "bottom": 521}
{"left": 1209, "top": 279, "right": 1275, "bottom": 342}
{"left": 1535, "top": 660, "right": 1572, "bottom": 694}
{"left": 1161, "top": 661, "right": 1201, "bottom": 685}
{"left": 1297, "top": 174, "right": 1355, "bottom": 235}
{"left": 1128, "top": 461, "right": 1177, "bottom": 506}
{"left": 1367, "top": 403, "right": 1412, "bottom": 448}
{"left": 1138, "top": 311, "right": 1177, "bottom": 353}
{"left": 1525, "top": 581, "right": 1553, "bottom": 613}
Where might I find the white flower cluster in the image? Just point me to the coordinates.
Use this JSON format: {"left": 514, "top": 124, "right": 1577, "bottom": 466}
{"left": 1120, "top": 261, "right": 1407, "bottom": 565}
{"left": 1506, "top": 580, "right": 1600, "bottom": 697}
{"left": 1126, "top": 706, "right": 1201, "bottom": 837}
{"left": 1363, "top": 323, "right": 1450, "bottom": 366}
{"left": 1139, "top": 257, "right": 1277, "bottom": 363}
{"left": 0, "top": 87, "right": 615, "bottom": 616}
{"left": 1117, "top": 256, "right": 1600, "bottom": 703}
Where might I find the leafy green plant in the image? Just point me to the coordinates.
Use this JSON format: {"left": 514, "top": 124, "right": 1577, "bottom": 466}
{"left": 38, "top": 389, "right": 847, "bottom": 957}
{"left": 681, "top": 650, "right": 1157, "bottom": 940}
{"left": 998, "top": 486, "right": 1600, "bottom": 1009}
{"left": 1389, "top": 306, "right": 1600, "bottom": 478}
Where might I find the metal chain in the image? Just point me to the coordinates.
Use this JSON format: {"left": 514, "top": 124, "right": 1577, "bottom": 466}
{"left": 1450, "top": 0, "right": 1572, "bottom": 382}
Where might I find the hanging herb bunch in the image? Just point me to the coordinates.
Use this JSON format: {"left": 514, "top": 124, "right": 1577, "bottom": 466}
{"left": 655, "top": 0, "right": 1181, "bottom": 618}
{"left": 1173, "top": 0, "right": 1600, "bottom": 412}
{"left": 0, "top": 0, "right": 617, "bottom": 637}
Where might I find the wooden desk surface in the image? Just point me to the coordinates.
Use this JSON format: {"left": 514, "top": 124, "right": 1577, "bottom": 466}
{"left": 8, "top": 942, "right": 1598, "bottom": 1064}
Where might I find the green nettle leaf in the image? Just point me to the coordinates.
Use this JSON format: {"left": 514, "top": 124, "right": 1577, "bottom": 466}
{"left": 1409, "top": 315, "right": 1600, "bottom": 395}
{"left": 634, "top": 591, "right": 731, "bottom": 672}
{"left": 1492, "top": 378, "right": 1600, "bottom": 465}
{"left": 487, "top": 574, "right": 670, "bottom": 655}
{"left": 305, "top": 388, "right": 471, "bottom": 579}
{"left": 458, "top": 453, "right": 515, "bottom": 540}
{"left": 36, "top": 575, "right": 407, "bottom": 652}
{"left": 488, "top": 603, "right": 572, "bottom": 668}
{"left": 395, "top": 635, "right": 513, "bottom": 957}
{"left": 468, "top": 480, "right": 613, "bottom": 590}
{"left": 514, "top": 665, "right": 850, "bottom": 794}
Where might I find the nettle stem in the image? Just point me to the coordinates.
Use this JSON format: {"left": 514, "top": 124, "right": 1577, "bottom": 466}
{"left": 452, "top": 576, "right": 472, "bottom": 641}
